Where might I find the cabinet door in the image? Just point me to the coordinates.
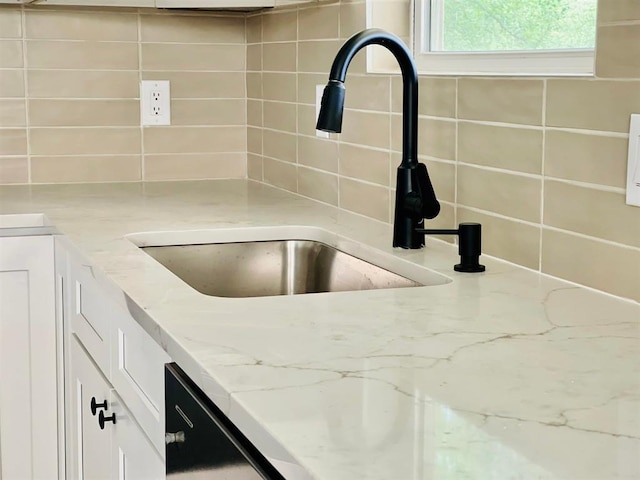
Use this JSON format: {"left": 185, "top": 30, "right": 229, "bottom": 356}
{"left": 111, "top": 392, "right": 165, "bottom": 480}
{"left": 0, "top": 235, "right": 57, "bottom": 479}
{"left": 69, "top": 335, "right": 113, "bottom": 480}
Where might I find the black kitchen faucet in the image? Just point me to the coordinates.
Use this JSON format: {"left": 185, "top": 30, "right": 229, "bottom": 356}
{"left": 317, "top": 28, "right": 485, "bottom": 272}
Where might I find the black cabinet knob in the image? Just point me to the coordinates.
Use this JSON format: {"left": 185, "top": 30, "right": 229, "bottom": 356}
{"left": 91, "top": 397, "right": 108, "bottom": 416}
{"left": 98, "top": 410, "right": 116, "bottom": 430}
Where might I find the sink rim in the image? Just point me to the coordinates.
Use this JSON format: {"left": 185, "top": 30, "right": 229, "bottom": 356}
{"left": 126, "top": 226, "right": 452, "bottom": 293}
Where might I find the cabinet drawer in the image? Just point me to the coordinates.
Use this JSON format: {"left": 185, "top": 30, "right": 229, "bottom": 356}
{"left": 111, "top": 391, "right": 165, "bottom": 480}
{"left": 110, "top": 310, "right": 171, "bottom": 456}
{"left": 70, "top": 263, "right": 111, "bottom": 377}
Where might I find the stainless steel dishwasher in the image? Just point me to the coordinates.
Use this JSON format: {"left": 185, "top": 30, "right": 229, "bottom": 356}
{"left": 165, "top": 363, "right": 285, "bottom": 479}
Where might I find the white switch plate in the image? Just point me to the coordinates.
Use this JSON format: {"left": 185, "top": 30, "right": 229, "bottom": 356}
{"left": 315, "top": 84, "right": 330, "bottom": 139}
{"left": 141, "top": 80, "right": 170, "bottom": 126}
{"left": 626, "top": 114, "right": 640, "bottom": 207}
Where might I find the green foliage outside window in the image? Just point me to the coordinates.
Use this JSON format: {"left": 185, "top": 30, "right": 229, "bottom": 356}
{"left": 436, "top": 0, "right": 597, "bottom": 52}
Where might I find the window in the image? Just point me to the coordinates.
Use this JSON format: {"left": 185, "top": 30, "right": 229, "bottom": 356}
{"left": 414, "top": 0, "right": 597, "bottom": 76}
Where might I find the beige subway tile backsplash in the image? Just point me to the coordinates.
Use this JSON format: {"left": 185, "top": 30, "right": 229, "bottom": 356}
{"left": 31, "top": 127, "right": 141, "bottom": 155}
{"left": 458, "top": 165, "right": 541, "bottom": 223}
{"left": 29, "top": 100, "right": 139, "bottom": 127}
{"left": 298, "top": 73, "right": 329, "bottom": 105}
{"left": 0, "top": 100, "right": 26, "bottom": 127}
{"left": 246, "top": 72, "right": 263, "bottom": 99}
{"left": 170, "top": 99, "right": 246, "bottom": 126}
{"left": 0, "top": 156, "right": 27, "bottom": 184}
{"left": 422, "top": 158, "right": 455, "bottom": 204}
{"left": 262, "top": 10, "right": 297, "bottom": 42}
{"left": 340, "top": 1, "right": 366, "bottom": 39}
{"left": 458, "top": 207, "right": 541, "bottom": 270}
{"left": 142, "top": 71, "right": 245, "bottom": 99}
{"left": 263, "top": 157, "right": 297, "bottom": 191}
{"left": 544, "top": 130, "right": 628, "bottom": 188}
{"left": 0, "top": 129, "right": 27, "bottom": 156}
{"left": 341, "top": 109, "right": 389, "bottom": 149}
{"left": 392, "top": 77, "right": 457, "bottom": 118}
{"left": 596, "top": 24, "right": 640, "bottom": 78}
{"left": 598, "top": 0, "right": 640, "bottom": 23}
{"left": 25, "top": 10, "right": 138, "bottom": 41}
{"left": 263, "top": 101, "right": 297, "bottom": 133}
{"left": 544, "top": 181, "right": 640, "bottom": 248}
{"left": 31, "top": 155, "right": 141, "bottom": 183}
{"left": 458, "top": 122, "right": 542, "bottom": 174}
{"left": 0, "top": 70, "right": 24, "bottom": 97}
{"left": 30, "top": 70, "right": 139, "bottom": 98}
{"left": 141, "top": 43, "right": 245, "bottom": 71}
{"left": 298, "top": 166, "right": 338, "bottom": 205}
{"left": 542, "top": 229, "right": 640, "bottom": 302}
{"left": 144, "top": 153, "right": 245, "bottom": 181}
{"left": 247, "top": 126, "right": 262, "bottom": 155}
{"left": 298, "top": 135, "right": 338, "bottom": 172}
{"left": 144, "top": 126, "right": 245, "bottom": 154}
{"left": 458, "top": 78, "right": 544, "bottom": 126}
{"left": 247, "top": 153, "right": 263, "bottom": 181}
{"left": 0, "top": 40, "right": 23, "bottom": 68}
{"left": 340, "top": 143, "right": 389, "bottom": 186}
{"left": 28, "top": 41, "right": 138, "bottom": 70}
{"left": 340, "top": 177, "right": 390, "bottom": 222}
{"left": 262, "top": 42, "right": 297, "bottom": 72}
{"left": 0, "top": 8, "right": 22, "bottom": 38}
{"left": 0, "top": 1, "right": 636, "bottom": 302}
{"left": 262, "top": 73, "right": 297, "bottom": 102}
{"left": 297, "top": 104, "right": 318, "bottom": 137}
{"left": 247, "top": 44, "right": 262, "bottom": 71}
{"left": 247, "top": 100, "right": 262, "bottom": 127}
{"left": 343, "top": 74, "right": 390, "bottom": 111}
{"left": 298, "top": 4, "right": 339, "bottom": 41}
{"left": 546, "top": 80, "right": 640, "bottom": 133}
{"left": 263, "top": 129, "right": 297, "bottom": 163}
{"left": 297, "top": 40, "right": 343, "bottom": 73}
{"left": 140, "top": 14, "right": 245, "bottom": 44}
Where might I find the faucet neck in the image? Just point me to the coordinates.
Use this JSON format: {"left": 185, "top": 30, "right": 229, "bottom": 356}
{"left": 328, "top": 29, "right": 418, "bottom": 168}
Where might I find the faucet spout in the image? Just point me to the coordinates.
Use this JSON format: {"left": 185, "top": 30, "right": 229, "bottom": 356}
{"left": 316, "top": 28, "right": 440, "bottom": 249}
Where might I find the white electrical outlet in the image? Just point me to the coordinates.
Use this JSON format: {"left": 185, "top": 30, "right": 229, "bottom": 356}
{"left": 315, "top": 84, "right": 330, "bottom": 139}
{"left": 626, "top": 114, "right": 640, "bottom": 207}
{"left": 141, "top": 80, "right": 171, "bottom": 126}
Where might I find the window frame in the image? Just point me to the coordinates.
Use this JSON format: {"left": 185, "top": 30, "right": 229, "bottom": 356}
{"left": 413, "top": 0, "right": 596, "bottom": 76}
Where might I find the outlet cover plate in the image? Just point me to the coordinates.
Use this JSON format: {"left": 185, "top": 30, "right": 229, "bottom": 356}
{"left": 141, "top": 80, "right": 170, "bottom": 126}
{"left": 627, "top": 114, "right": 640, "bottom": 207}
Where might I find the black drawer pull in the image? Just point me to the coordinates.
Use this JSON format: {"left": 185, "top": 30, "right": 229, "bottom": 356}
{"left": 98, "top": 410, "right": 116, "bottom": 430}
{"left": 91, "top": 397, "right": 107, "bottom": 416}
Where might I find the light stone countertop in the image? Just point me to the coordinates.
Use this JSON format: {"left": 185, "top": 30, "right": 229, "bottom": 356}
{"left": 1, "top": 180, "right": 638, "bottom": 480}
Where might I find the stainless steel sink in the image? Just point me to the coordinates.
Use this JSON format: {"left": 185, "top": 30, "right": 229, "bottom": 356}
{"left": 141, "top": 240, "right": 423, "bottom": 298}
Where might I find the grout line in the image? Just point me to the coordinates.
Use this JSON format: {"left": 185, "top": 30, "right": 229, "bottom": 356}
{"left": 539, "top": 78, "right": 548, "bottom": 272}
{"left": 20, "top": 5, "right": 31, "bottom": 184}
{"left": 136, "top": 10, "right": 147, "bottom": 182}
{"left": 453, "top": 77, "right": 459, "bottom": 230}
{"left": 542, "top": 225, "right": 640, "bottom": 251}
{"left": 457, "top": 161, "right": 544, "bottom": 179}
{"left": 260, "top": 12, "right": 265, "bottom": 183}
{"left": 544, "top": 176, "right": 626, "bottom": 194}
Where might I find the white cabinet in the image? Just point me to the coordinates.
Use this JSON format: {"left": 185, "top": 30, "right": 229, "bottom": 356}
{"left": 69, "top": 336, "right": 164, "bottom": 480}
{"left": 69, "top": 335, "right": 113, "bottom": 480}
{"left": 62, "top": 243, "right": 170, "bottom": 479}
{"left": 0, "top": 235, "right": 59, "bottom": 479}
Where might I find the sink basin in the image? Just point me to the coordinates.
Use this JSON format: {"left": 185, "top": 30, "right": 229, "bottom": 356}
{"left": 129, "top": 227, "right": 450, "bottom": 298}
